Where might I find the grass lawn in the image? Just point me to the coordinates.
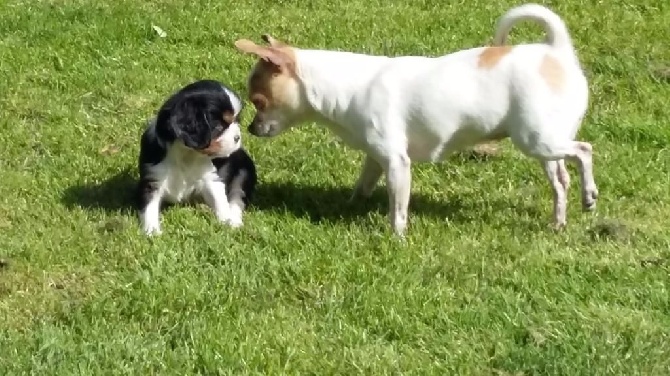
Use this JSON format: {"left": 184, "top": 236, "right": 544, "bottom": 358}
{"left": 1, "top": 0, "right": 669, "bottom": 374}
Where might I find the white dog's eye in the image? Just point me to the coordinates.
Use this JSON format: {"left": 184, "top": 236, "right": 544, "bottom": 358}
{"left": 251, "top": 94, "right": 268, "bottom": 111}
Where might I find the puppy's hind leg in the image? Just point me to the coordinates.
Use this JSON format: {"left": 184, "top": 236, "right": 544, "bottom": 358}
{"left": 202, "top": 180, "right": 232, "bottom": 225}
{"left": 349, "top": 154, "right": 384, "bottom": 202}
{"left": 225, "top": 173, "right": 253, "bottom": 228}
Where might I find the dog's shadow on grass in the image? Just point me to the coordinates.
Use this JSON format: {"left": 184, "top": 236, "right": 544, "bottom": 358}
{"left": 61, "top": 168, "right": 137, "bottom": 213}
{"left": 60, "top": 166, "right": 540, "bottom": 228}
{"left": 251, "top": 182, "right": 474, "bottom": 224}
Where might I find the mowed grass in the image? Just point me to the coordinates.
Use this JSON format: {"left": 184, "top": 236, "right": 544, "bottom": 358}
{"left": 1, "top": 0, "right": 669, "bottom": 373}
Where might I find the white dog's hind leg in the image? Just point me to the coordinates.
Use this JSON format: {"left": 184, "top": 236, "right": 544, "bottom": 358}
{"left": 544, "top": 141, "right": 597, "bottom": 212}
{"left": 383, "top": 153, "right": 412, "bottom": 236}
{"left": 543, "top": 160, "right": 568, "bottom": 228}
{"left": 350, "top": 154, "right": 384, "bottom": 201}
{"left": 516, "top": 138, "right": 598, "bottom": 219}
{"left": 572, "top": 142, "right": 598, "bottom": 211}
{"left": 556, "top": 159, "right": 571, "bottom": 193}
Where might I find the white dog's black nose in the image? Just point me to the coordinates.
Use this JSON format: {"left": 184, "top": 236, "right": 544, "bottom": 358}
{"left": 234, "top": 135, "right": 240, "bottom": 143}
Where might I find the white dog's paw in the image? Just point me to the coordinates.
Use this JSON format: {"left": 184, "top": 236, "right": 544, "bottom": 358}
{"left": 551, "top": 220, "right": 567, "bottom": 231}
{"left": 349, "top": 185, "right": 374, "bottom": 203}
{"left": 582, "top": 187, "right": 599, "bottom": 212}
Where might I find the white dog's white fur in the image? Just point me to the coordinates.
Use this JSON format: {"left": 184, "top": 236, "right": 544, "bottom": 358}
{"left": 235, "top": 3, "right": 597, "bottom": 235}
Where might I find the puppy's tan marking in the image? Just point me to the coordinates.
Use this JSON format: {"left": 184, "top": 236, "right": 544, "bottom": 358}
{"left": 477, "top": 46, "right": 513, "bottom": 69}
{"left": 222, "top": 111, "right": 234, "bottom": 124}
{"left": 539, "top": 54, "right": 565, "bottom": 92}
{"left": 201, "top": 142, "right": 221, "bottom": 156}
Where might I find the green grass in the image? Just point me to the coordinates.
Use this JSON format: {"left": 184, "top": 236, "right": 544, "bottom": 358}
{"left": 1, "top": 0, "right": 669, "bottom": 374}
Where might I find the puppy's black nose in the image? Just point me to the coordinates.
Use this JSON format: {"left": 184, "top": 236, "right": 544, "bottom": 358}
{"left": 234, "top": 135, "right": 240, "bottom": 143}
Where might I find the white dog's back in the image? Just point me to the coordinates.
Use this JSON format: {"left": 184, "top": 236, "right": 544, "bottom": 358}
{"left": 352, "top": 8, "right": 588, "bottom": 162}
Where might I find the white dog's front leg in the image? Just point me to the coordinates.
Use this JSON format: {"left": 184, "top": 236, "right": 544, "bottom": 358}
{"left": 350, "top": 154, "right": 384, "bottom": 202}
{"left": 384, "top": 153, "right": 412, "bottom": 236}
{"left": 203, "top": 180, "right": 231, "bottom": 224}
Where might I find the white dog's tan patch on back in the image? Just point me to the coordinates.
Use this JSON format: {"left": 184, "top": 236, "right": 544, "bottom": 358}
{"left": 539, "top": 54, "right": 565, "bottom": 92}
{"left": 477, "top": 46, "right": 513, "bottom": 69}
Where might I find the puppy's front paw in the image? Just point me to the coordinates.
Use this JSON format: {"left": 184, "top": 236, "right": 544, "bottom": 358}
{"left": 215, "top": 209, "right": 231, "bottom": 223}
{"left": 225, "top": 204, "right": 244, "bottom": 228}
{"left": 227, "top": 215, "right": 243, "bottom": 228}
{"left": 143, "top": 223, "right": 162, "bottom": 236}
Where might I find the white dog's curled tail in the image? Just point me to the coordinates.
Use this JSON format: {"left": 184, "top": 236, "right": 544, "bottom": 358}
{"left": 492, "top": 4, "right": 573, "bottom": 52}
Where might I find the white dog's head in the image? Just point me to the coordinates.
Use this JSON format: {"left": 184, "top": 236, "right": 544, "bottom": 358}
{"left": 234, "top": 35, "right": 311, "bottom": 137}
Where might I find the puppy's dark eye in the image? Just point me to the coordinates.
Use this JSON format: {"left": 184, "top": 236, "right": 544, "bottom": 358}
{"left": 212, "top": 125, "right": 225, "bottom": 137}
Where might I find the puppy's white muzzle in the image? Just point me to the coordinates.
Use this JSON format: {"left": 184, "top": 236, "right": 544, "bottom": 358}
{"left": 205, "top": 122, "right": 242, "bottom": 158}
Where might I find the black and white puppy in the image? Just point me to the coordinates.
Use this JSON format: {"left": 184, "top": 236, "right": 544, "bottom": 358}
{"left": 136, "top": 79, "right": 257, "bottom": 235}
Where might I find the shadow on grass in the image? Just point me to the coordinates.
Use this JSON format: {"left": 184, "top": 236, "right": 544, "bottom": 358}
{"left": 252, "top": 181, "right": 544, "bottom": 228}
{"left": 251, "top": 181, "right": 475, "bottom": 224}
{"left": 60, "top": 166, "right": 542, "bottom": 228}
{"left": 61, "top": 167, "right": 137, "bottom": 213}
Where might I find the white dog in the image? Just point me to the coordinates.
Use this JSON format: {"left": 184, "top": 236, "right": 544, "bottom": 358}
{"left": 234, "top": 3, "right": 597, "bottom": 236}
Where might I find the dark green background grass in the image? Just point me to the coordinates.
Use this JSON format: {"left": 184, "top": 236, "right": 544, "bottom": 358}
{"left": 1, "top": 0, "right": 669, "bottom": 374}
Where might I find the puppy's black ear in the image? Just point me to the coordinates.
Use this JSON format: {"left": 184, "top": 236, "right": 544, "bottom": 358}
{"left": 154, "top": 107, "right": 179, "bottom": 143}
{"left": 173, "top": 100, "right": 212, "bottom": 150}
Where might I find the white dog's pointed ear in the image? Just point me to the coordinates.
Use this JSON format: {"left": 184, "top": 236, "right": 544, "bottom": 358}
{"left": 261, "top": 34, "right": 286, "bottom": 48}
{"left": 234, "top": 39, "right": 260, "bottom": 54}
{"left": 234, "top": 38, "right": 294, "bottom": 72}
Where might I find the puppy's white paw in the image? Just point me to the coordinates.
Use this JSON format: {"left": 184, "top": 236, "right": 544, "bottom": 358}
{"left": 143, "top": 223, "right": 162, "bottom": 236}
{"left": 225, "top": 204, "right": 244, "bottom": 228}
{"left": 215, "top": 209, "right": 231, "bottom": 223}
{"left": 141, "top": 209, "right": 162, "bottom": 236}
{"left": 227, "top": 215, "right": 243, "bottom": 228}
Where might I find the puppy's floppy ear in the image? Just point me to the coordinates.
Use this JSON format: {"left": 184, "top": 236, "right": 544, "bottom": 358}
{"left": 234, "top": 39, "right": 293, "bottom": 71}
{"left": 171, "top": 98, "right": 212, "bottom": 150}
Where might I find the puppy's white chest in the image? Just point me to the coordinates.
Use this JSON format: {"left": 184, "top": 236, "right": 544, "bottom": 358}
{"left": 161, "top": 162, "right": 218, "bottom": 203}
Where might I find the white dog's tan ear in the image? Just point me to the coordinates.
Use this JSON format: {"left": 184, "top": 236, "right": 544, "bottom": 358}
{"left": 234, "top": 38, "right": 293, "bottom": 71}
{"left": 261, "top": 34, "right": 286, "bottom": 47}
{"left": 234, "top": 39, "right": 261, "bottom": 54}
